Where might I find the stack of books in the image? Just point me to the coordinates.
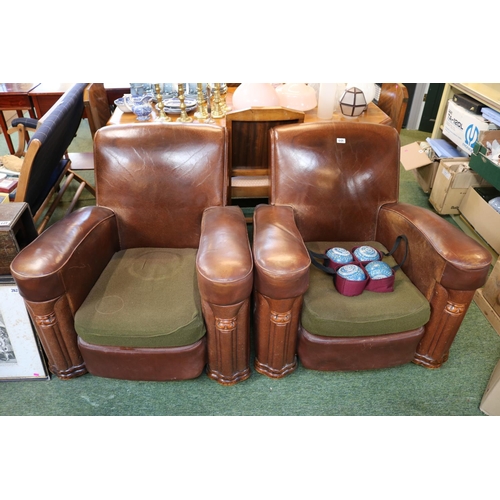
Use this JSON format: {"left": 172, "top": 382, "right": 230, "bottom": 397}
{"left": 0, "top": 161, "right": 21, "bottom": 204}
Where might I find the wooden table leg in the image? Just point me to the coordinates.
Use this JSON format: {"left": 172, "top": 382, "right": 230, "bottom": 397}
{"left": 0, "top": 110, "right": 15, "bottom": 154}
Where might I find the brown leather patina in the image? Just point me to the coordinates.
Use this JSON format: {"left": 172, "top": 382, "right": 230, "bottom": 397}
{"left": 11, "top": 123, "right": 253, "bottom": 385}
{"left": 253, "top": 122, "right": 491, "bottom": 377}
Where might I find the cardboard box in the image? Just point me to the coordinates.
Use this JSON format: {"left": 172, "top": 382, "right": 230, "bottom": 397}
{"left": 475, "top": 288, "right": 500, "bottom": 337}
{"left": 429, "top": 160, "right": 488, "bottom": 215}
{"left": 400, "top": 141, "right": 465, "bottom": 193}
{"left": 469, "top": 130, "right": 500, "bottom": 191}
{"left": 474, "top": 256, "right": 500, "bottom": 368}
{"left": 479, "top": 354, "right": 500, "bottom": 415}
{"left": 459, "top": 186, "right": 500, "bottom": 254}
{"left": 400, "top": 141, "right": 437, "bottom": 193}
{"left": 442, "top": 99, "right": 490, "bottom": 155}
{"left": 483, "top": 258, "right": 500, "bottom": 317}
{"left": 412, "top": 164, "right": 439, "bottom": 194}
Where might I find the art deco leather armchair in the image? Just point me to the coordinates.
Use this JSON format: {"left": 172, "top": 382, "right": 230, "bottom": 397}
{"left": 252, "top": 122, "right": 492, "bottom": 377}
{"left": 11, "top": 123, "right": 253, "bottom": 385}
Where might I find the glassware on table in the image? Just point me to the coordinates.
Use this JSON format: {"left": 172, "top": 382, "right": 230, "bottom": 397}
{"left": 130, "top": 83, "right": 149, "bottom": 97}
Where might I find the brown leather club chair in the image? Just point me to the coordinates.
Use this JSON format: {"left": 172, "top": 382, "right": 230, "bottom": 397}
{"left": 252, "top": 121, "right": 491, "bottom": 378}
{"left": 10, "top": 123, "right": 253, "bottom": 385}
{"left": 377, "top": 83, "right": 409, "bottom": 133}
{"left": 83, "top": 83, "right": 112, "bottom": 139}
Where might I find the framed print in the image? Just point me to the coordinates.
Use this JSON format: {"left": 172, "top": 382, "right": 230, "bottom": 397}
{"left": 0, "top": 280, "right": 50, "bottom": 381}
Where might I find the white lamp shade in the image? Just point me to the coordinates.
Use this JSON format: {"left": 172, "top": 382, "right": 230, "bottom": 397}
{"left": 317, "top": 83, "right": 338, "bottom": 119}
{"left": 340, "top": 87, "right": 367, "bottom": 117}
{"left": 232, "top": 83, "right": 280, "bottom": 110}
{"left": 276, "top": 83, "right": 317, "bottom": 111}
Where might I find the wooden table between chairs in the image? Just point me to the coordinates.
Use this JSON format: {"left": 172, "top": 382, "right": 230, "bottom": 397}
{"left": 1, "top": 83, "right": 131, "bottom": 154}
{"left": 0, "top": 83, "right": 40, "bottom": 154}
{"left": 107, "top": 87, "right": 392, "bottom": 127}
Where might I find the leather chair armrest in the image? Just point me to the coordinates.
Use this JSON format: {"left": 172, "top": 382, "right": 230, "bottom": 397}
{"left": 196, "top": 206, "right": 253, "bottom": 305}
{"left": 11, "top": 206, "right": 119, "bottom": 307}
{"left": 378, "top": 202, "right": 492, "bottom": 292}
{"left": 253, "top": 204, "right": 310, "bottom": 299}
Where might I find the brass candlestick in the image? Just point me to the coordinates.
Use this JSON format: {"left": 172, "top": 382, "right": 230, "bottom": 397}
{"left": 204, "top": 84, "right": 215, "bottom": 123}
{"left": 194, "top": 83, "right": 209, "bottom": 120}
{"left": 220, "top": 83, "right": 231, "bottom": 113}
{"left": 177, "top": 83, "right": 193, "bottom": 123}
{"left": 211, "top": 83, "right": 225, "bottom": 119}
{"left": 154, "top": 83, "right": 171, "bottom": 122}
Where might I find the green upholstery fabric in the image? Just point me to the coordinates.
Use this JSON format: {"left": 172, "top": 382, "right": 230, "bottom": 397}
{"left": 75, "top": 248, "right": 205, "bottom": 348}
{"left": 302, "top": 241, "right": 430, "bottom": 337}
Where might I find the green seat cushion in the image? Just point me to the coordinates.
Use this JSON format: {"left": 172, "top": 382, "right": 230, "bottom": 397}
{"left": 75, "top": 248, "right": 205, "bottom": 348}
{"left": 302, "top": 241, "right": 430, "bottom": 337}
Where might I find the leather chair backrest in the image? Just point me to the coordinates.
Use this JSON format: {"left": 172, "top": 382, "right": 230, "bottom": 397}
{"left": 84, "top": 83, "right": 112, "bottom": 138}
{"left": 269, "top": 121, "right": 400, "bottom": 243}
{"left": 94, "top": 122, "right": 227, "bottom": 249}
{"left": 377, "top": 83, "right": 409, "bottom": 133}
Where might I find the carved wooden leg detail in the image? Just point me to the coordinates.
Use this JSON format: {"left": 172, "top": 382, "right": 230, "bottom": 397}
{"left": 413, "top": 284, "right": 474, "bottom": 369}
{"left": 25, "top": 296, "right": 87, "bottom": 379}
{"left": 202, "top": 299, "right": 251, "bottom": 385}
{"left": 254, "top": 292, "right": 303, "bottom": 378}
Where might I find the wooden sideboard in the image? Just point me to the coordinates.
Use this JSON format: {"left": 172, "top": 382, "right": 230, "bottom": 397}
{"left": 107, "top": 87, "right": 392, "bottom": 127}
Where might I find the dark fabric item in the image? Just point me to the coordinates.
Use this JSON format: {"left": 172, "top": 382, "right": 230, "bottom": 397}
{"left": 302, "top": 241, "right": 430, "bottom": 337}
{"left": 25, "top": 82, "right": 88, "bottom": 214}
{"left": 30, "top": 159, "right": 69, "bottom": 216}
{"left": 11, "top": 117, "right": 39, "bottom": 129}
{"left": 75, "top": 248, "right": 206, "bottom": 348}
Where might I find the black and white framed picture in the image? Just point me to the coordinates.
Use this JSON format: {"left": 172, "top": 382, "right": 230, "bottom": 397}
{"left": 0, "top": 280, "right": 49, "bottom": 381}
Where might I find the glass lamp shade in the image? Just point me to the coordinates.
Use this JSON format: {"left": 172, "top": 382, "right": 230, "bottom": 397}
{"left": 275, "top": 83, "right": 317, "bottom": 111}
{"left": 231, "top": 83, "right": 280, "bottom": 110}
{"left": 345, "top": 83, "right": 376, "bottom": 103}
{"left": 317, "top": 83, "right": 338, "bottom": 119}
{"left": 339, "top": 87, "right": 367, "bottom": 117}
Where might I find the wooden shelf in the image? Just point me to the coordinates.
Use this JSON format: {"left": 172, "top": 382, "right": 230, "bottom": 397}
{"left": 431, "top": 83, "right": 500, "bottom": 140}
{"left": 452, "top": 83, "right": 500, "bottom": 112}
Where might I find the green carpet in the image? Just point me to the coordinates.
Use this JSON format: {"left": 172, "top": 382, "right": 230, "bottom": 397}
{"left": 1, "top": 121, "right": 500, "bottom": 416}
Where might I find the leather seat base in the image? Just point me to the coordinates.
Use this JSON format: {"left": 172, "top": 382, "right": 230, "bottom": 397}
{"left": 78, "top": 336, "right": 207, "bottom": 381}
{"left": 298, "top": 325, "right": 425, "bottom": 371}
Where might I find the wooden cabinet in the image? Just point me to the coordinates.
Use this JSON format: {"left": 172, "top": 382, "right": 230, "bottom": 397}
{"left": 0, "top": 202, "right": 37, "bottom": 277}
